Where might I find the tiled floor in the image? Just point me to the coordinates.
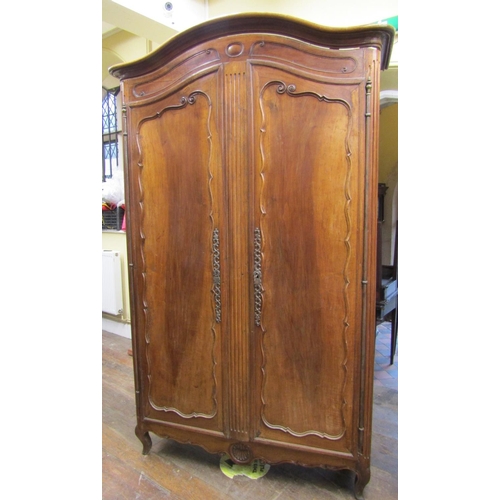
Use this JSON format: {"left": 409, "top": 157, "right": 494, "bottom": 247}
{"left": 374, "top": 321, "right": 398, "bottom": 390}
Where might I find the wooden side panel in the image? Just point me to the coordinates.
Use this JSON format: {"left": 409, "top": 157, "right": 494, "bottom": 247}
{"left": 127, "top": 71, "right": 224, "bottom": 431}
{"left": 251, "top": 63, "right": 365, "bottom": 453}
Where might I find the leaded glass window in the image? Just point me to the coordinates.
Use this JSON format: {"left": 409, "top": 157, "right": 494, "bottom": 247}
{"left": 102, "top": 87, "right": 120, "bottom": 181}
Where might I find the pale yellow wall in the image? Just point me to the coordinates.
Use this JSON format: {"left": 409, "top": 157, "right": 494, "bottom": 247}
{"left": 102, "top": 30, "right": 163, "bottom": 88}
{"left": 378, "top": 103, "right": 398, "bottom": 266}
{"left": 381, "top": 67, "right": 398, "bottom": 92}
{"left": 102, "top": 29, "right": 160, "bottom": 64}
{"left": 102, "top": 48, "right": 122, "bottom": 89}
{"left": 379, "top": 103, "right": 398, "bottom": 183}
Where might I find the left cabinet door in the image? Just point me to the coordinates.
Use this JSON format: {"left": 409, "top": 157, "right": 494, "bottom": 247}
{"left": 126, "top": 70, "right": 226, "bottom": 438}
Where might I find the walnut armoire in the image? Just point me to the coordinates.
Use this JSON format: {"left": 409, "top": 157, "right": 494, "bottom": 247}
{"left": 110, "top": 14, "right": 394, "bottom": 499}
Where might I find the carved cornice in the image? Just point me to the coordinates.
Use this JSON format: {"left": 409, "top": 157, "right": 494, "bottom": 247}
{"left": 131, "top": 49, "right": 221, "bottom": 100}
{"left": 110, "top": 13, "right": 394, "bottom": 80}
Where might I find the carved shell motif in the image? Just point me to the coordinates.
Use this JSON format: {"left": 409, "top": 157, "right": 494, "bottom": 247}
{"left": 229, "top": 442, "right": 253, "bottom": 463}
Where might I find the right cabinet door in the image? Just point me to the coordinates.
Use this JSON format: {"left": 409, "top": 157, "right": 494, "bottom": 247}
{"left": 250, "top": 57, "right": 367, "bottom": 457}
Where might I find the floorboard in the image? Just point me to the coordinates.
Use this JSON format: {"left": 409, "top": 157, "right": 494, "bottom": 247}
{"left": 102, "top": 328, "right": 398, "bottom": 499}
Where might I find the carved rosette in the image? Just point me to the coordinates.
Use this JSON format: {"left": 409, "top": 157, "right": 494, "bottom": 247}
{"left": 226, "top": 42, "right": 244, "bottom": 57}
{"left": 229, "top": 442, "right": 253, "bottom": 464}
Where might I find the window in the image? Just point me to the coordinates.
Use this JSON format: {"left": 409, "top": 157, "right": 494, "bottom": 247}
{"left": 102, "top": 87, "right": 120, "bottom": 181}
{"left": 102, "top": 87, "right": 125, "bottom": 231}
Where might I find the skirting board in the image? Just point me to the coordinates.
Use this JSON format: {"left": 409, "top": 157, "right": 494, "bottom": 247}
{"left": 102, "top": 317, "right": 131, "bottom": 339}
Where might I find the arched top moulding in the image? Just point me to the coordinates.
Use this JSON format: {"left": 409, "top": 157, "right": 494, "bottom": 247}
{"left": 109, "top": 12, "right": 395, "bottom": 81}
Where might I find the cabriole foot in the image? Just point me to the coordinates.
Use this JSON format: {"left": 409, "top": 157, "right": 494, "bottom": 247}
{"left": 353, "top": 468, "right": 370, "bottom": 500}
{"left": 135, "top": 426, "right": 152, "bottom": 455}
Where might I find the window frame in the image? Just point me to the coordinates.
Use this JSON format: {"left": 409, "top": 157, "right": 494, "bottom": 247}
{"left": 102, "top": 87, "right": 121, "bottom": 182}
{"left": 102, "top": 87, "right": 125, "bottom": 231}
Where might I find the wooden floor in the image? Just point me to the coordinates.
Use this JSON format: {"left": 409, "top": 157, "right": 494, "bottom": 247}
{"left": 103, "top": 329, "right": 397, "bottom": 499}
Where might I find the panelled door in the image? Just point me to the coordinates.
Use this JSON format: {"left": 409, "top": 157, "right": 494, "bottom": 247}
{"left": 248, "top": 49, "right": 369, "bottom": 458}
{"left": 126, "top": 69, "right": 226, "bottom": 437}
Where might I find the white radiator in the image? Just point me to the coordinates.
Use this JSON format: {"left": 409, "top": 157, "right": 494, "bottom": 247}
{"left": 102, "top": 250, "right": 124, "bottom": 315}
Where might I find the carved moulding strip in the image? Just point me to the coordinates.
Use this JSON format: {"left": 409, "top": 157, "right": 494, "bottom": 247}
{"left": 249, "top": 61, "right": 365, "bottom": 92}
{"left": 258, "top": 80, "right": 353, "bottom": 440}
{"left": 133, "top": 49, "right": 221, "bottom": 98}
{"left": 223, "top": 66, "right": 252, "bottom": 437}
{"left": 250, "top": 40, "right": 358, "bottom": 75}
{"left": 358, "top": 74, "right": 374, "bottom": 451}
{"left": 136, "top": 90, "right": 218, "bottom": 419}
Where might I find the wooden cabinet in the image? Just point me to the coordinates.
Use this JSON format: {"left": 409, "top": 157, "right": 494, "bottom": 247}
{"left": 110, "top": 14, "right": 394, "bottom": 499}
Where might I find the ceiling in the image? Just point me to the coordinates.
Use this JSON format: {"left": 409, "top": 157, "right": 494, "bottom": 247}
{"left": 102, "top": 20, "right": 119, "bottom": 37}
{"left": 102, "top": 0, "right": 207, "bottom": 43}
{"left": 102, "top": 0, "right": 398, "bottom": 70}
{"left": 103, "top": 1, "right": 399, "bottom": 41}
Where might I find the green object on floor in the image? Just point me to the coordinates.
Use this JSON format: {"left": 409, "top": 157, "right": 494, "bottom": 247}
{"left": 220, "top": 454, "right": 270, "bottom": 479}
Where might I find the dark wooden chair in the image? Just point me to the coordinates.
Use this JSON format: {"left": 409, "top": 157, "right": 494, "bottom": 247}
{"left": 376, "top": 184, "right": 398, "bottom": 365}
